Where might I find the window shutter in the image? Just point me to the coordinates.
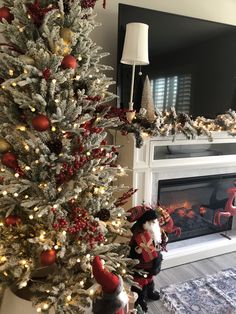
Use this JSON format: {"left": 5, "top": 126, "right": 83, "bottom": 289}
{"left": 151, "top": 74, "right": 191, "bottom": 113}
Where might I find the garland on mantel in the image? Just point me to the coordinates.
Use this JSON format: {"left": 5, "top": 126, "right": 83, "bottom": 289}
{"left": 113, "top": 107, "right": 236, "bottom": 148}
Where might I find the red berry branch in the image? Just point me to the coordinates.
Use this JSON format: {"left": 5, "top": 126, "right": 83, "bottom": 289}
{"left": 53, "top": 202, "right": 104, "bottom": 247}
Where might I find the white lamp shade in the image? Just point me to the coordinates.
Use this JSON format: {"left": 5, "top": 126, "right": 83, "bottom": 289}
{"left": 121, "top": 22, "right": 149, "bottom": 66}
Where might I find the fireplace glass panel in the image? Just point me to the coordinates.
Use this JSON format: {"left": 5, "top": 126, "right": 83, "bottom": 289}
{"left": 158, "top": 173, "right": 235, "bottom": 242}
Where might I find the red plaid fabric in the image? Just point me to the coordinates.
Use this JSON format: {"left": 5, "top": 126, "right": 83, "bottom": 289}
{"left": 128, "top": 205, "right": 152, "bottom": 222}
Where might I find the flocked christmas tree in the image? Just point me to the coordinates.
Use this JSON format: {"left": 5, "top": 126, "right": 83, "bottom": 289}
{"left": 0, "top": 0, "right": 136, "bottom": 312}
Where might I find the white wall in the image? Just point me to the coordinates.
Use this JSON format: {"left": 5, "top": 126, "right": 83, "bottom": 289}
{"left": 93, "top": 0, "right": 236, "bottom": 78}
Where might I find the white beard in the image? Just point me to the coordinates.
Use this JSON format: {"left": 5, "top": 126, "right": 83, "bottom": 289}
{"left": 117, "top": 289, "right": 129, "bottom": 308}
{"left": 143, "top": 219, "right": 162, "bottom": 244}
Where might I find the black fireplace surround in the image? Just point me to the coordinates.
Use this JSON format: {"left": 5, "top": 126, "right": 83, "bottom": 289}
{"left": 158, "top": 173, "right": 234, "bottom": 242}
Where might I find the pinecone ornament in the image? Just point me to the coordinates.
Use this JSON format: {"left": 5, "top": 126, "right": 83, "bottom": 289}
{"left": 96, "top": 208, "right": 110, "bottom": 222}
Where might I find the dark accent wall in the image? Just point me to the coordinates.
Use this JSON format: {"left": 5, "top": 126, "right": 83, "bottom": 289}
{"left": 117, "top": 4, "right": 236, "bottom": 117}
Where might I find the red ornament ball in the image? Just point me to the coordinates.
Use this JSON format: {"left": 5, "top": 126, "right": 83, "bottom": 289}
{"left": 40, "top": 249, "right": 57, "bottom": 266}
{"left": 5, "top": 215, "right": 21, "bottom": 226}
{"left": 61, "top": 55, "right": 78, "bottom": 70}
{"left": 2, "top": 152, "right": 18, "bottom": 169}
{"left": 32, "top": 114, "right": 50, "bottom": 132}
{"left": 0, "top": 7, "right": 14, "bottom": 23}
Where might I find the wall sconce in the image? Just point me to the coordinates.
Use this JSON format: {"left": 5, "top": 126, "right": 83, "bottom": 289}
{"left": 121, "top": 22, "right": 149, "bottom": 111}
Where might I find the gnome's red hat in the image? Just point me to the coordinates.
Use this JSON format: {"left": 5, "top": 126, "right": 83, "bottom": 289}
{"left": 92, "top": 256, "right": 120, "bottom": 294}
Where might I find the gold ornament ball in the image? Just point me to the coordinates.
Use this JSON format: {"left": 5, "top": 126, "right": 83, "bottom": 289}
{"left": 0, "top": 138, "right": 11, "bottom": 153}
{"left": 60, "top": 28, "right": 74, "bottom": 44}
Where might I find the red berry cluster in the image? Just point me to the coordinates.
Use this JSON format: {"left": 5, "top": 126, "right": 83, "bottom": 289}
{"left": 53, "top": 202, "right": 104, "bottom": 247}
{"left": 42, "top": 68, "right": 51, "bottom": 81}
{"left": 80, "top": 119, "right": 103, "bottom": 136}
{"left": 86, "top": 95, "right": 101, "bottom": 102}
{"left": 92, "top": 147, "right": 106, "bottom": 159}
{"left": 56, "top": 155, "right": 87, "bottom": 184}
{"left": 81, "top": 0, "right": 97, "bottom": 9}
{"left": 27, "top": 0, "right": 55, "bottom": 26}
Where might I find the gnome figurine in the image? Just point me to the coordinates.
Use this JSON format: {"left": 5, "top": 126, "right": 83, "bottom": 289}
{"left": 128, "top": 205, "right": 165, "bottom": 312}
{"left": 92, "top": 256, "right": 129, "bottom": 314}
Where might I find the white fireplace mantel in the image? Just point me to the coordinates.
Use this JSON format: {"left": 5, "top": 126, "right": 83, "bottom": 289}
{"left": 114, "top": 131, "right": 236, "bottom": 269}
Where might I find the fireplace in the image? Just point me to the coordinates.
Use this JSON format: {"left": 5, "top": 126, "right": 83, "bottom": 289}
{"left": 115, "top": 132, "right": 236, "bottom": 268}
{"left": 158, "top": 174, "right": 235, "bottom": 243}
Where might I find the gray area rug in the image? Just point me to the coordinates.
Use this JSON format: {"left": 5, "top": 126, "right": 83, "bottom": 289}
{"left": 160, "top": 267, "right": 236, "bottom": 314}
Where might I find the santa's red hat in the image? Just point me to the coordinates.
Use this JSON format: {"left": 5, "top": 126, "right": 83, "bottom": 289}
{"left": 92, "top": 256, "right": 120, "bottom": 294}
{"left": 128, "top": 205, "right": 158, "bottom": 223}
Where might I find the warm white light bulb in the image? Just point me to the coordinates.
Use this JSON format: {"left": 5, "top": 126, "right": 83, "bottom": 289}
{"left": 43, "top": 304, "right": 49, "bottom": 310}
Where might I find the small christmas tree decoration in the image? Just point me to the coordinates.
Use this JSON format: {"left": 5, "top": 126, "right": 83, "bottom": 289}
{"left": 141, "top": 75, "right": 156, "bottom": 122}
{"left": 61, "top": 55, "right": 78, "bottom": 69}
{"left": 5, "top": 215, "right": 21, "bottom": 226}
{"left": 32, "top": 114, "right": 50, "bottom": 132}
{"left": 40, "top": 249, "right": 57, "bottom": 266}
{"left": 0, "top": 138, "right": 12, "bottom": 153}
{"left": 60, "top": 28, "right": 74, "bottom": 44}
{"left": 0, "top": 7, "right": 14, "bottom": 23}
{"left": 2, "top": 152, "right": 18, "bottom": 169}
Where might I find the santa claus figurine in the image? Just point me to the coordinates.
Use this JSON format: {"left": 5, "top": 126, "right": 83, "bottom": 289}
{"left": 92, "top": 256, "right": 129, "bottom": 314}
{"left": 128, "top": 205, "right": 166, "bottom": 312}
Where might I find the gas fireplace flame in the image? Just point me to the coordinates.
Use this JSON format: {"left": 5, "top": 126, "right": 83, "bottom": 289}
{"left": 166, "top": 200, "right": 195, "bottom": 219}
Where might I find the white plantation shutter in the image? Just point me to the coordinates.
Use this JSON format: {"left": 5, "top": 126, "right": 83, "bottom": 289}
{"left": 176, "top": 74, "right": 191, "bottom": 113}
{"left": 151, "top": 74, "right": 191, "bottom": 113}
